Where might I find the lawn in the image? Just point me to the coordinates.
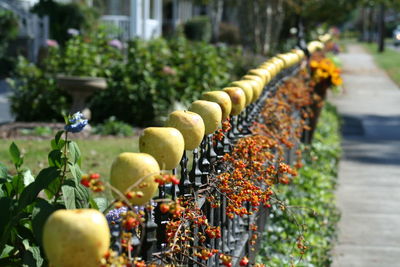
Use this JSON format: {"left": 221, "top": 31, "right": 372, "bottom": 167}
{"left": 363, "top": 42, "right": 400, "bottom": 86}
{"left": 0, "top": 137, "right": 139, "bottom": 179}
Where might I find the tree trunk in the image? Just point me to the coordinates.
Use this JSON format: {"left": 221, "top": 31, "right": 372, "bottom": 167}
{"left": 367, "top": 6, "right": 374, "bottom": 43}
{"left": 209, "top": 0, "right": 224, "bottom": 43}
{"left": 377, "top": 3, "right": 385, "bottom": 53}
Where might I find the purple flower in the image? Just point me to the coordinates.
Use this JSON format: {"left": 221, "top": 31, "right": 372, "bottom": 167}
{"left": 67, "top": 28, "right": 80, "bottom": 36}
{"left": 46, "top": 39, "right": 58, "bottom": 48}
{"left": 108, "top": 39, "right": 123, "bottom": 50}
{"left": 64, "top": 111, "right": 88, "bottom": 133}
{"left": 106, "top": 206, "right": 128, "bottom": 224}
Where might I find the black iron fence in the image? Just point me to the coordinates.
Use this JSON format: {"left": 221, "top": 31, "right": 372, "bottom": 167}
{"left": 133, "top": 60, "right": 309, "bottom": 266}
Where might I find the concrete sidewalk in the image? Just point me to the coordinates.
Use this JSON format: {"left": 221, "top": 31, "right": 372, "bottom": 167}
{"left": 331, "top": 44, "right": 400, "bottom": 266}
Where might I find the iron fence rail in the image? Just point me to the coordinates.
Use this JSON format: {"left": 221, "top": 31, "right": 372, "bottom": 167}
{"left": 137, "top": 62, "right": 305, "bottom": 266}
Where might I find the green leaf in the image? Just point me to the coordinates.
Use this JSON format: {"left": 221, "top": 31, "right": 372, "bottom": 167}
{"left": 51, "top": 131, "right": 65, "bottom": 150}
{"left": 44, "top": 177, "right": 61, "bottom": 200}
{"left": 54, "top": 130, "right": 64, "bottom": 146}
{"left": 93, "top": 197, "right": 109, "bottom": 212}
{"left": 22, "top": 170, "right": 34, "bottom": 187}
{"left": 68, "top": 141, "right": 81, "bottom": 164}
{"left": 22, "top": 245, "right": 43, "bottom": 267}
{"left": 0, "top": 163, "right": 8, "bottom": 180}
{"left": 32, "top": 198, "right": 57, "bottom": 246}
{"left": 12, "top": 174, "right": 24, "bottom": 195}
{"left": 48, "top": 150, "right": 63, "bottom": 168}
{"left": 9, "top": 142, "right": 23, "bottom": 167}
{"left": 68, "top": 163, "right": 82, "bottom": 185}
{"left": 61, "top": 184, "right": 76, "bottom": 209}
{"left": 0, "top": 197, "right": 12, "bottom": 239}
{"left": 0, "top": 244, "right": 14, "bottom": 259}
{"left": 18, "top": 167, "right": 60, "bottom": 211}
{"left": 72, "top": 181, "right": 90, "bottom": 209}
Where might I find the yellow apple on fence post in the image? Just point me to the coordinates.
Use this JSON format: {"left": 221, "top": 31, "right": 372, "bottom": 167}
{"left": 110, "top": 152, "right": 160, "bottom": 204}
{"left": 259, "top": 62, "right": 278, "bottom": 78}
{"left": 201, "top": 91, "right": 232, "bottom": 120}
{"left": 43, "top": 209, "right": 110, "bottom": 267}
{"left": 139, "top": 127, "right": 184, "bottom": 170}
{"left": 223, "top": 87, "right": 246, "bottom": 116}
{"left": 230, "top": 81, "right": 254, "bottom": 106}
{"left": 189, "top": 100, "right": 222, "bottom": 135}
{"left": 242, "top": 74, "right": 264, "bottom": 102}
{"left": 166, "top": 110, "right": 205, "bottom": 150}
{"left": 248, "top": 68, "right": 271, "bottom": 85}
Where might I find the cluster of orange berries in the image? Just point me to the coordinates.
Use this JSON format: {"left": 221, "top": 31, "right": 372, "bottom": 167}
{"left": 80, "top": 173, "right": 105, "bottom": 192}
{"left": 154, "top": 174, "right": 180, "bottom": 185}
{"left": 213, "top": 118, "right": 232, "bottom": 142}
{"left": 194, "top": 248, "right": 219, "bottom": 261}
{"left": 159, "top": 201, "right": 184, "bottom": 217}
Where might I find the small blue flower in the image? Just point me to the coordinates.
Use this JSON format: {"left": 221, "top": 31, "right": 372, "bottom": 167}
{"left": 106, "top": 206, "right": 128, "bottom": 224}
{"left": 64, "top": 111, "right": 88, "bottom": 133}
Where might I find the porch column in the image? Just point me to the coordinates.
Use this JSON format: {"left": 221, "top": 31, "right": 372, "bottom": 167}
{"left": 154, "top": 0, "right": 162, "bottom": 37}
{"left": 130, "top": 0, "right": 142, "bottom": 38}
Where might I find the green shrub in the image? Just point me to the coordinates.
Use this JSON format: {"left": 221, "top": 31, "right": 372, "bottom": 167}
{"left": 93, "top": 117, "right": 134, "bottom": 137}
{"left": 90, "top": 37, "right": 235, "bottom": 125}
{"left": 183, "top": 16, "right": 212, "bottom": 42}
{"left": 31, "top": 0, "right": 99, "bottom": 45}
{"left": 257, "top": 102, "right": 341, "bottom": 266}
{"left": 10, "top": 34, "right": 247, "bottom": 125}
{"left": 9, "top": 55, "right": 70, "bottom": 122}
{"left": 0, "top": 9, "right": 19, "bottom": 77}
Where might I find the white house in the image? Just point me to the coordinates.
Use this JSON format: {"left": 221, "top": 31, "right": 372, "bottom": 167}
{"left": 100, "top": 0, "right": 162, "bottom": 41}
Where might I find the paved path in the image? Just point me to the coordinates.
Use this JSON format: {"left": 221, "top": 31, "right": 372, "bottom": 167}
{"left": 0, "top": 80, "right": 13, "bottom": 124}
{"left": 330, "top": 44, "right": 400, "bottom": 266}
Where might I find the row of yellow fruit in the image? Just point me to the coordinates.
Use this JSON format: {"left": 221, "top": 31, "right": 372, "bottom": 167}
{"left": 42, "top": 38, "right": 327, "bottom": 267}
{"left": 109, "top": 48, "right": 308, "bottom": 206}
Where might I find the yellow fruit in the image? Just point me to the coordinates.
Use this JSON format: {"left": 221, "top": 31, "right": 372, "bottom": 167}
{"left": 43, "top": 209, "right": 110, "bottom": 267}
{"left": 242, "top": 74, "right": 264, "bottom": 87}
{"left": 110, "top": 152, "right": 160, "bottom": 204}
{"left": 139, "top": 127, "right": 184, "bottom": 170}
{"left": 230, "top": 81, "right": 253, "bottom": 106}
{"left": 201, "top": 91, "right": 232, "bottom": 120}
{"left": 243, "top": 79, "right": 263, "bottom": 101}
{"left": 166, "top": 110, "right": 205, "bottom": 150}
{"left": 189, "top": 100, "right": 222, "bottom": 135}
{"left": 223, "top": 87, "right": 246, "bottom": 116}
{"left": 248, "top": 68, "right": 271, "bottom": 85}
{"left": 259, "top": 62, "right": 277, "bottom": 77}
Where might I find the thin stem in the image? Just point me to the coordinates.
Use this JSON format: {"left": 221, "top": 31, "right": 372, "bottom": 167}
{"left": 54, "top": 131, "right": 69, "bottom": 204}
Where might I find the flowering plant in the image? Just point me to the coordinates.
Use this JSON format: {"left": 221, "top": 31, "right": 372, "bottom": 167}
{"left": 0, "top": 111, "right": 99, "bottom": 265}
{"left": 310, "top": 55, "right": 342, "bottom": 87}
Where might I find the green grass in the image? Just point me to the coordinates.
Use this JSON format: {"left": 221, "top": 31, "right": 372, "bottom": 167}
{"left": 0, "top": 137, "right": 139, "bottom": 179}
{"left": 363, "top": 42, "right": 400, "bottom": 86}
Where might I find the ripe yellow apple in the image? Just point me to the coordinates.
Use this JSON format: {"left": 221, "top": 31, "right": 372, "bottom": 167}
{"left": 242, "top": 74, "right": 264, "bottom": 86}
{"left": 242, "top": 79, "right": 263, "bottom": 101}
{"left": 139, "top": 127, "right": 184, "bottom": 170}
{"left": 248, "top": 68, "right": 271, "bottom": 85}
{"left": 189, "top": 100, "right": 222, "bottom": 135}
{"left": 201, "top": 91, "right": 232, "bottom": 120}
{"left": 110, "top": 152, "right": 160, "bottom": 204}
{"left": 230, "top": 81, "right": 254, "bottom": 106}
{"left": 43, "top": 209, "right": 110, "bottom": 267}
{"left": 259, "top": 62, "right": 278, "bottom": 78}
{"left": 270, "top": 57, "right": 285, "bottom": 72}
{"left": 166, "top": 110, "right": 205, "bottom": 150}
{"left": 223, "top": 87, "right": 246, "bottom": 116}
